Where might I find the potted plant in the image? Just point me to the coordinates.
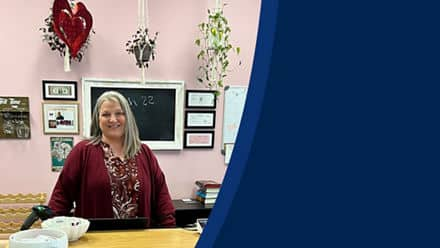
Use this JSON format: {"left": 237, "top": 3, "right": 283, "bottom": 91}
{"left": 195, "top": 3, "right": 240, "bottom": 95}
{"left": 125, "top": 27, "right": 158, "bottom": 69}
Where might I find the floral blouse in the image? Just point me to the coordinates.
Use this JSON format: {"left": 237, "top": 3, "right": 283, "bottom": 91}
{"left": 101, "top": 142, "right": 140, "bottom": 218}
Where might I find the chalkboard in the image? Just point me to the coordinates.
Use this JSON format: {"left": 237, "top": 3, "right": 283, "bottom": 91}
{"left": 82, "top": 78, "right": 184, "bottom": 150}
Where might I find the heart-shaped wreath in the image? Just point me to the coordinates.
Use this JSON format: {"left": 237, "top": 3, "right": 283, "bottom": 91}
{"left": 40, "top": 0, "right": 94, "bottom": 62}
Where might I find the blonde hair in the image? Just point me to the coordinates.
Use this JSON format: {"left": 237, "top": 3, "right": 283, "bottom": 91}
{"left": 89, "top": 91, "right": 141, "bottom": 158}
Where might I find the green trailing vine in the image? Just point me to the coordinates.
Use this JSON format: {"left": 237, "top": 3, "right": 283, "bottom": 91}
{"left": 195, "top": 4, "right": 240, "bottom": 95}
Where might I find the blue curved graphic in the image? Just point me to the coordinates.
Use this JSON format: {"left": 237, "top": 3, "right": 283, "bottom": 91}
{"left": 196, "top": 1, "right": 279, "bottom": 247}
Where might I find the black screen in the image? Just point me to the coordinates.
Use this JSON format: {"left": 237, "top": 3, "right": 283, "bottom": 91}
{"left": 90, "top": 87, "right": 176, "bottom": 141}
{"left": 88, "top": 217, "right": 148, "bottom": 231}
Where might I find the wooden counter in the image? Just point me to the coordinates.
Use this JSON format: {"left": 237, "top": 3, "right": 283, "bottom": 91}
{"left": 0, "top": 228, "right": 200, "bottom": 248}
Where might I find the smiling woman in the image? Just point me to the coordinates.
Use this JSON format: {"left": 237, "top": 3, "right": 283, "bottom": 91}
{"left": 48, "top": 91, "right": 176, "bottom": 226}
{"left": 97, "top": 99, "right": 127, "bottom": 158}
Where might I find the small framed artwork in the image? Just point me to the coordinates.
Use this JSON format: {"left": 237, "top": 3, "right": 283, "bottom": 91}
{"left": 42, "top": 102, "right": 79, "bottom": 134}
{"left": 42, "top": 80, "right": 77, "bottom": 101}
{"left": 184, "top": 131, "right": 214, "bottom": 148}
{"left": 185, "top": 110, "right": 216, "bottom": 128}
{"left": 185, "top": 90, "right": 216, "bottom": 108}
{"left": 50, "top": 136, "right": 74, "bottom": 172}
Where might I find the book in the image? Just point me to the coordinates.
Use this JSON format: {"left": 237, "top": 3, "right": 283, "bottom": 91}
{"left": 196, "top": 195, "right": 216, "bottom": 205}
{"left": 196, "top": 185, "right": 221, "bottom": 193}
{"left": 196, "top": 190, "right": 218, "bottom": 199}
{"left": 195, "top": 180, "right": 221, "bottom": 189}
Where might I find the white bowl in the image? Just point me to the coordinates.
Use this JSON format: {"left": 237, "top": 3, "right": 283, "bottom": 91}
{"left": 9, "top": 229, "right": 68, "bottom": 248}
{"left": 41, "top": 216, "right": 90, "bottom": 242}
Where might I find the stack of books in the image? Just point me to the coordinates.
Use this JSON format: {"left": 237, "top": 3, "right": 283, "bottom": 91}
{"left": 195, "top": 180, "right": 221, "bottom": 205}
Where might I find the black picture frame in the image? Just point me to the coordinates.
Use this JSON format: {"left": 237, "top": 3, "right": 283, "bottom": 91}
{"left": 42, "top": 80, "right": 78, "bottom": 101}
{"left": 184, "top": 131, "right": 214, "bottom": 148}
{"left": 185, "top": 110, "right": 216, "bottom": 128}
{"left": 185, "top": 90, "right": 216, "bottom": 108}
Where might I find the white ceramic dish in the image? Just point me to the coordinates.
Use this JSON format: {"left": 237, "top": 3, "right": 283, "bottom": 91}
{"left": 9, "top": 229, "right": 68, "bottom": 248}
{"left": 42, "top": 216, "right": 90, "bottom": 242}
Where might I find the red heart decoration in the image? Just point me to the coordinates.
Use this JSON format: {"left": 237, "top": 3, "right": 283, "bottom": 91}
{"left": 52, "top": 0, "right": 93, "bottom": 58}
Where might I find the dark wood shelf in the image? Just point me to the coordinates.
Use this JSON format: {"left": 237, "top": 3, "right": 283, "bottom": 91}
{"left": 172, "top": 199, "right": 213, "bottom": 227}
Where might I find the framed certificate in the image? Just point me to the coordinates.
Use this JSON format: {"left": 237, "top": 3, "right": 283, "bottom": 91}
{"left": 185, "top": 111, "right": 216, "bottom": 128}
{"left": 184, "top": 131, "right": 214, "bottom": 148}
{"left": 185, "top": 90, "right": 216, "bottom": 108}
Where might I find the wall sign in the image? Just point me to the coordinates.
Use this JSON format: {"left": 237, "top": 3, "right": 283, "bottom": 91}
{"left": 0, "top": 96, "right": 30, "bottom": 139}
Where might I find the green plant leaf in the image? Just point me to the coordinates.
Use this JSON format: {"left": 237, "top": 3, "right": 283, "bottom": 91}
{"left": 210, "top": 27, "right": 217, "bottom": 36}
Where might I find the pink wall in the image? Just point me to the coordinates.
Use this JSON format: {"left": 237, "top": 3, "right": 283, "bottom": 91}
{"left": 0, "top": 0, "right": 260, "bottom": 200}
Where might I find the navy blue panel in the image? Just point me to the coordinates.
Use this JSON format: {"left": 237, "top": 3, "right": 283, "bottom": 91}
{"left": 201, "top": 0, "right": 440, "bottom": 247}
{"left": 196, "top": 1, "right": 278, "bottom": 247}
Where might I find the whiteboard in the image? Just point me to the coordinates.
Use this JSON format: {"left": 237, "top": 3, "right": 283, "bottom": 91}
{"left": 222, "top": 85, "right": 247, "bottom": 161}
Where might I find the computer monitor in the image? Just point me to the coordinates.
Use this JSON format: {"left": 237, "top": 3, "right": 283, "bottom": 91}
{"left": 87, "top": 217, "right": 148, "bottom": 231}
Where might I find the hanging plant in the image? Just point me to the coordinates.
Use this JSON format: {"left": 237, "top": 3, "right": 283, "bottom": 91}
{"left": 125, "top": 28, "right": 158, "bottom": 69}
{"left": 195, "top": 3, "right": 240, "bottom": 95}
{"left": 39, "top": 0, "right": 94, "bottom": 66}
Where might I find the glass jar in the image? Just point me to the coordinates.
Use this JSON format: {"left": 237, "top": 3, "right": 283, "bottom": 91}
{"left": 16, "top": 120, "right": 30, "bottom": 138}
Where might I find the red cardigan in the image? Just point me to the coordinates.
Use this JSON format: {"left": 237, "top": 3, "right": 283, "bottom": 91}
{"left": 48, "top": 140, "right": 176, "bottom": 227}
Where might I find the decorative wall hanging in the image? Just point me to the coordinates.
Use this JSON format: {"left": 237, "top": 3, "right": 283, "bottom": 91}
{"left": 125, "top": 0, "right": 158, "bottom": 83}
{"left": 40, "top": 0, "right": 94, "bottom": 72}
{"left": 195, "top": 0, "right": 241, "bottom": 95}
{"left": 0, "top": 97, "right": 31, "bottom": 139}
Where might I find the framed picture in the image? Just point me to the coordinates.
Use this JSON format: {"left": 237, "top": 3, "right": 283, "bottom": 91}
{"left": 185, "top": 110, "right": 216, "bottom": 128}
{"left": 42, "top": 80, "right": 77, "bottom": 100}
{"left": 185, "top": 90, "right": 216, "bottom": 108}
{"left": 42, "top": 102, "right": 79, "bottom": 134}
{"left": 184, "top": 131, "right": 214, "bottom": 148}
{"left": 50, "top": 136, "right": 74, "bottom": 172}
